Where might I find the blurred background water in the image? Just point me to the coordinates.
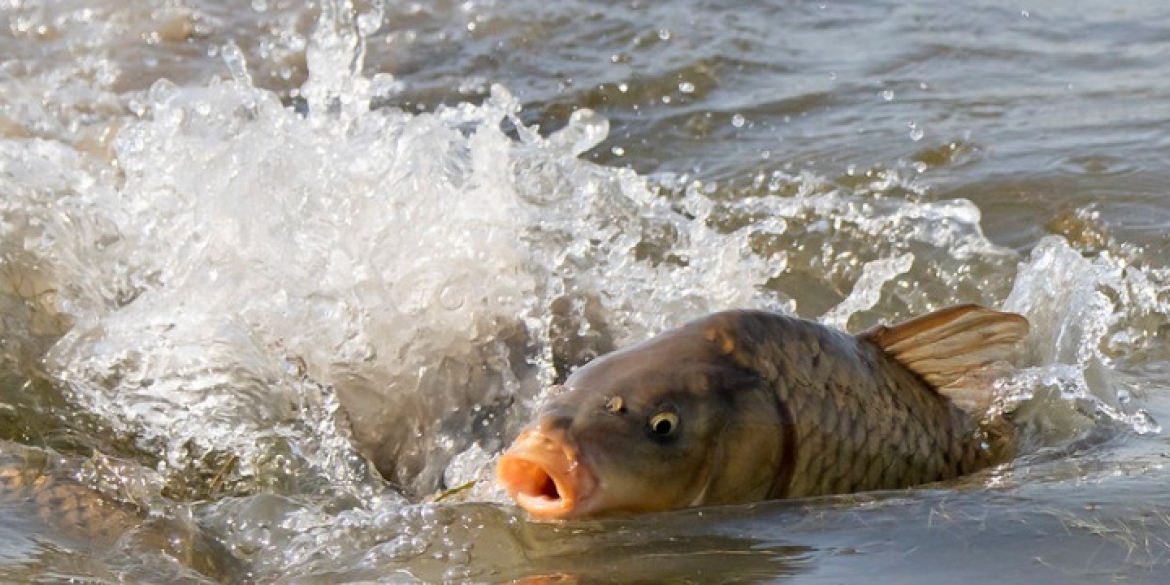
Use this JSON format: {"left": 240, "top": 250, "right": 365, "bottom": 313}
{"left": 2, "top": 0, "right": 1170, "bottom": 582}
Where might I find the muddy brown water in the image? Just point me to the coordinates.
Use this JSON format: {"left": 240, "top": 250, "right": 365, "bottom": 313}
{"left": 2, "top": 0, "right": 1170, "bottom": 582}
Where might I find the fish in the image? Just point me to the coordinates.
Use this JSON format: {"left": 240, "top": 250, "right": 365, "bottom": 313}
{"left": 0, "top": 448, "right": 142, "bottom": 544}
{"left": 0, "top": 442, "right": 242, "bottom": 581}
{"left": 496, "top": 304, "right": 1029, "bottom": 519}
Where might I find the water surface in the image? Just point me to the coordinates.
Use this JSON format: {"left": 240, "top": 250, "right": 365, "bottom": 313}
{"left": 2, "top": 0, "right": 1170, "bottom": 582}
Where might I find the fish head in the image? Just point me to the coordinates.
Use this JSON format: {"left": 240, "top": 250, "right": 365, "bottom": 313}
{"left": 497, "top": 312, "right": 787, "bottom": 519}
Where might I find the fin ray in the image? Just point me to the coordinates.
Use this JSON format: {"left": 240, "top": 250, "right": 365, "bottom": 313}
{"left": 861, "top": 304, "right": 1029, "bottom": 413}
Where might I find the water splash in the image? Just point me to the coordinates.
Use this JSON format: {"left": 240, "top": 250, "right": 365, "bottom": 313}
{"left": 3, "top": 0, "right": 1143, "bottom": 526}
{"left": 1000, "top": 236, "right": 1163, "bottom": 438}
{"left": 17, "top": 61, "right": 1033, "bottom": 504}
{"left": 821, "top": 253, "right": 914, "bottom": 330}
{"left": 2, "top": 1, "right": 1170, "bottom": 583}
{"left": 299, "top": 0, "right": 370, "bottom": 118}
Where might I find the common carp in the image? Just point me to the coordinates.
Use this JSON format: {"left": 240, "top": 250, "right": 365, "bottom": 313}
{"left": 497, "top": 304, "right": 1028, "bottom": 519}
{"left": 0, "top": 442, "right": 242, "bottom": 581}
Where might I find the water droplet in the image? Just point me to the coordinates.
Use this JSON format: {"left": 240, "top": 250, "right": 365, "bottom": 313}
{"left": 147, "top": 78, "right": 179, "bottom": 107}
{"left": 220, "top": 41, "right": 254, "bottom": 86}
{"left": 447, "top": 549, "right": 470, "bottom": 565}
{"left": 767, "top": 171, "right": 786, "bottom": 192}
{"left": 548, "top": 108, "right": 610, "bottom": 155}
{"left": 908, "top": 121, "right": 924, "bottom": 142}
{"left": 1131, "top": 409, "right": 1161, "bottom": 435}
{"left": 731, "top": 114, "right": 746, "bottom": 128}
{"left": 881, "top": 89, "right": 895, "bottom": 101}
{"left": 658, "top": 28, "right": 671, "bottom": 41}
{"left": 439, "top": 285, "right": 464, "bottom": 310}
{"left": 357, "top": 8, "right": 382, "bottom": 36}
{"left": 678, "top": 82, "right": 695, "bottom": 94}
{"left": 370, "top": 73, "right": 401, "bottom": 99}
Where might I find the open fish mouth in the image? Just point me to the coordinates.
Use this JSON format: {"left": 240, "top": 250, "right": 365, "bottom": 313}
{"left": 496, "top": 428, "right": 596, "bottom": 519}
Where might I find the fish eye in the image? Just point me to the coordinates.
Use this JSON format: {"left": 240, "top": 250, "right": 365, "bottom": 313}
{"left": 649, "top": 411, "right": 680, "bottom": 438}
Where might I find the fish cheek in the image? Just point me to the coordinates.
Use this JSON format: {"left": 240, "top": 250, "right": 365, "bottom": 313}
{"left": 574, "top": 401, "right": 720, "bottom": 513}
{"left": 700, "top": 387, "right": 788, "bottom": 505}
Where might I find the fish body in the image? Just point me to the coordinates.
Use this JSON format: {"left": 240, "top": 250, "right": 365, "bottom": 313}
{"left": 0, "top": 443, "right": 241, "bottom": 581}
{"left": 0, "top": 445, "right": 142, "bottom": 544}
{"left": 497, "top": 304, "right": 1028, "bottom": 519}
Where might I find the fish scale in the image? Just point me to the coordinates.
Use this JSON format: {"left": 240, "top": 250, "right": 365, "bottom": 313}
{"left": 0, "top": 447, "right": 141, "bottom": 543}
{"left": 498, "top": 304, "right": 1028, "bottom": 518}
{"left": 0, "top": 443, "right": 244, "bottom": 582}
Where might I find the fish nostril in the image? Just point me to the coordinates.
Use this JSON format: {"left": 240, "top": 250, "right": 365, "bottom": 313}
{"left": 604, "top": 396, "right": 626, "bottom": 414}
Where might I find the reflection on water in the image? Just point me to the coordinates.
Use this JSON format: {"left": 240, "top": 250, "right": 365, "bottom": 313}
{"left": 2, "top": 0, "right": 1170, "bottom": 582}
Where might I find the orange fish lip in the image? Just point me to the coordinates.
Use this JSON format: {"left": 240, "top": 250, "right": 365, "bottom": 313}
{"left": 496, "top": 428, "right": 597, "bottom": 520}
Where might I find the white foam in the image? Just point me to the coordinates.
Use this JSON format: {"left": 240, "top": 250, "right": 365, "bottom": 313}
{"left": 1000, "top": 236, "right": 1162, "bottom": 436}
{"left": 821, "top": 252, "right": 914, "bottom": 330}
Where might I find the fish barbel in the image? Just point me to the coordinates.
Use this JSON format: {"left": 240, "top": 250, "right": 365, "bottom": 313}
{"left": 497, "top": 304, "right": 1029, "bottom": 519}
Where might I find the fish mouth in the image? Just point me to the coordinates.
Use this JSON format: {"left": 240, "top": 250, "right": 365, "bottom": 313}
{"left": 496, "top": 428, "right": 596, "bottom": 520}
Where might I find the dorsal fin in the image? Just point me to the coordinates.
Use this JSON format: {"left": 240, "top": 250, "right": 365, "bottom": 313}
{"left": 861, "top": 304, "right": 1030, "bottom": 413}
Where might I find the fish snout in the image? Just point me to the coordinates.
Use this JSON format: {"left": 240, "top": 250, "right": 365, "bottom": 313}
{"left": 496, "top": 424, "right": 596, "bottom": 519}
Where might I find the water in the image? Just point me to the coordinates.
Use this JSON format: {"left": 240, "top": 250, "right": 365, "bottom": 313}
{"left": 2, "top": 0, "right": 1170, "bottom": 582}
